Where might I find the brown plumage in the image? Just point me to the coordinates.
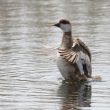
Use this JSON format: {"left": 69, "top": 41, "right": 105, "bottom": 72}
{"left": 54, "top": 19, "right": 92, "bottom": 81}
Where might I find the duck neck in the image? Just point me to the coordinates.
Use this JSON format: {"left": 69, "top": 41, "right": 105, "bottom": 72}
{"left": 60, "top": 32, "right": 73, "bottom": 49}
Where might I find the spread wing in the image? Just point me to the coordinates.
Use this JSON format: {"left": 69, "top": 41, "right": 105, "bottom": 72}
{"left": 58, "top": 38, "right": 92, "bottom": 77}
{"left": 74, "top": 38, "right": 91, "bottom": 61}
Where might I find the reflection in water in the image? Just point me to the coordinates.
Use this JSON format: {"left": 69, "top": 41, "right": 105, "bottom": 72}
{"left": 58, "top": 82, "right": 91, "bottom": 110}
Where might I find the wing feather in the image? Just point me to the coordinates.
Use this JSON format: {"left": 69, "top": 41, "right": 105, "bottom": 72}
{"left": 74, "top": 38, "right": 91, "bottom": 61}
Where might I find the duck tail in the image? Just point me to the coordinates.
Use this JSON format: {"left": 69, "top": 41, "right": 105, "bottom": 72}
{"left": 92, "top": 75, "right": 102, "bottom": 81}
{"left": 87, "top": 75, "right": 102, "bottom": 82}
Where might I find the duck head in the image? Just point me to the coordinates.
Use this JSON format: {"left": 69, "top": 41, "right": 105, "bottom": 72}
{"left": 54, "top": 19, "right": 72, "bottom": 33}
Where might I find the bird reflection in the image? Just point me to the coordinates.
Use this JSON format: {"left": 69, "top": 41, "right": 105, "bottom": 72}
{"left": 57, "top": 82, "right": 91, "bottom": 110}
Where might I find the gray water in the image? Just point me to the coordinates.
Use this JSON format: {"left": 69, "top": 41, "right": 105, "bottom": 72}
{"left": 0, "top": 0, "right": 110, "bottom": 110}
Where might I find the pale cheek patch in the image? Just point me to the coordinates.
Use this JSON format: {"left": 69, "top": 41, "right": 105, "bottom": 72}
{"left": 60, "top": 24, "right": 71, "bottom": 32}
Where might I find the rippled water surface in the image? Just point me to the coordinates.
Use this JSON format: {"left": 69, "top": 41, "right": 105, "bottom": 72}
{"left": 0, "top": 0, "right": 110, "bottom": 110}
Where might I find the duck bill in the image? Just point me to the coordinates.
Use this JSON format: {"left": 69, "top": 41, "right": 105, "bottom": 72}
{"left": 53, "top": 23, "right": 60, "bottom": 27}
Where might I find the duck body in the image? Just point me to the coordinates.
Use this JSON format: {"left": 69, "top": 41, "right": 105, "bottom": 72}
{"left": 57, "top": 38, "right": 92, "bottom": 81}
{"left": 54, "top": 19, "right": 92, "bottom": 81}
{"left": 57, "top": 52, "right": 76, "bottom": 80}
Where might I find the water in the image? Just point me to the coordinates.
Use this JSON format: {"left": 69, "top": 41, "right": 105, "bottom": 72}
{"left": 0, "top": 0, "right": 110, "bottom": 110}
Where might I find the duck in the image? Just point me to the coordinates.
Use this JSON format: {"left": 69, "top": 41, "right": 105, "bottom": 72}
{"left": 53, "top": 19, "right": 92, "bottom": 81}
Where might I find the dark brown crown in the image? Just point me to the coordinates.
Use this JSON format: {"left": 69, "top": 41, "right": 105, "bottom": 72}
{"left": 59, "top": 19, "right": 70, "bottom": 24}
